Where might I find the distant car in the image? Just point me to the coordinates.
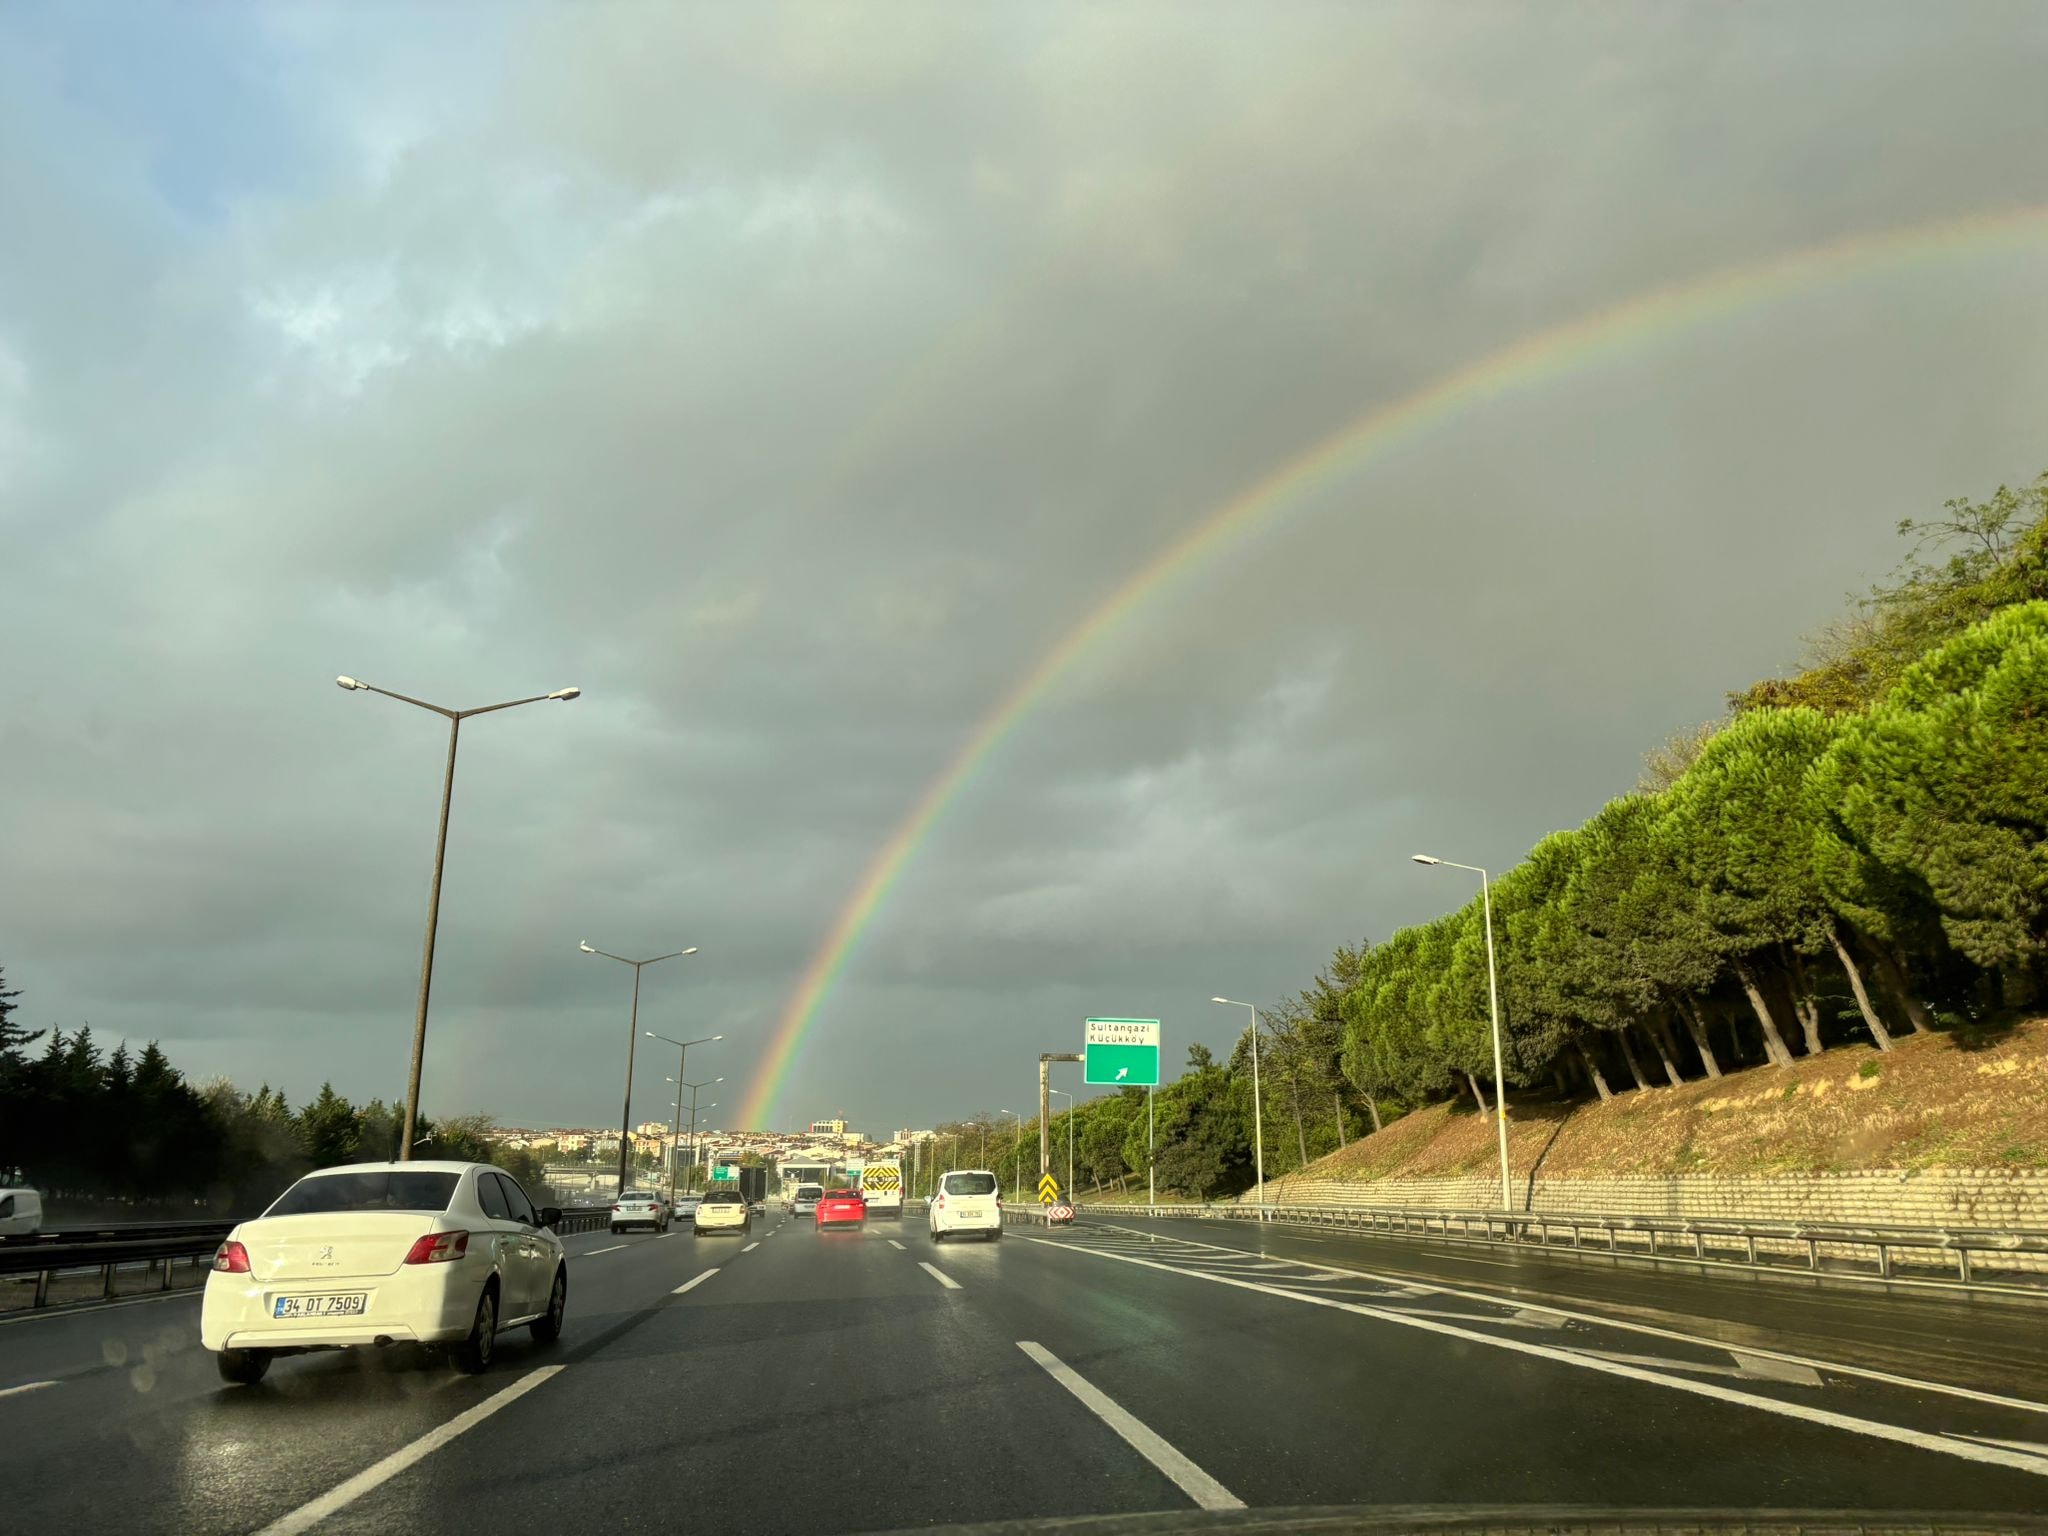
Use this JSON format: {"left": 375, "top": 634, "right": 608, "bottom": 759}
{"left": 611, "top": 1191, "right": 668, "bottom": 1235}
{"left": 929, "top": 1170, "right": 1001, "bottom": 1242}
{"left": 672, "top": 1195, "right": 702, "bottom": 1226}
{"left": 693, "top": 1188, "right": 751, "bottom": 1236}
{"left": 815, "top": 1189, "right": 865, "bottom": 1230}
{"left": 0, "top": 1185, "right": 43, "bottom": 1239}
{"left": 790, "top": 1183, "right": 823, "bottom": 1217}
{"left": 201, "top": 1162, "right": 568, "bottom": 1384}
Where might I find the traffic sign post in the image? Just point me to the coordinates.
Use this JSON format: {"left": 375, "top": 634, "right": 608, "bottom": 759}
{"left": 1084, "top": 1019, "right": 1161, "bottom": 1086}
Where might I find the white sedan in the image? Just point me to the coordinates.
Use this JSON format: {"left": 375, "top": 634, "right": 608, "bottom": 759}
{"left": 201, "top": 1162, "right": 567, "bottom": 1384}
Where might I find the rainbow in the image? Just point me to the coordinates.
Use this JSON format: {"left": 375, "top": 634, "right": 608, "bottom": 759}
{"left": 735, "top": 203, "right": 2048, "bottom": 1129}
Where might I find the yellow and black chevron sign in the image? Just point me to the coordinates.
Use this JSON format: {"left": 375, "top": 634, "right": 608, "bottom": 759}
{"left": 1037, "top": 1173, "right": 1060, "bottom": 1204}
{"left": 862, "top": 1166, "right": 901, "bottom": 1193}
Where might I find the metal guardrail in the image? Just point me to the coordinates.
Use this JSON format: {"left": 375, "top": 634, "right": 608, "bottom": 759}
{"left": 1071, "top": 1200, "right": 2048, "bottom": 1293}
{"left": 0, "top": 1205, "right": 625, "bottom": 1309}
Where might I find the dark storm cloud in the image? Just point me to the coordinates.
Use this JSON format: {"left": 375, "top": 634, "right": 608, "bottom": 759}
{"left": 4, "top": 2, "right": 2047, "bottom": 1131}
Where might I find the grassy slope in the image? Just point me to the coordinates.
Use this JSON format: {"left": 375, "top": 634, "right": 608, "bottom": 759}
{"left": 1289, "top": 1019, "right": 2048, "bottom": 1185}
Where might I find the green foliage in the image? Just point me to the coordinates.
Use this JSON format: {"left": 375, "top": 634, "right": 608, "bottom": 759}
{"left": 0, "top": 973, "right": 545, "bottom": 1212}
{"left": 1733, "top": 471, "right": 2048, "bottom": 715}
{"left": 1332, "top": 477, "right": 2048, "bottom": 1117}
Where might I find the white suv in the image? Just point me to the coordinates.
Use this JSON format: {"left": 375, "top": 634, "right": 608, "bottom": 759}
{"left": 928, "top": 1170, "right": 1002, "bottom": 1242}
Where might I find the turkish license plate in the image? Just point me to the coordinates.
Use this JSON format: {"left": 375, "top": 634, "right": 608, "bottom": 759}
{"left": 273, "top": 1293, "right": 368, "bottom": 1319}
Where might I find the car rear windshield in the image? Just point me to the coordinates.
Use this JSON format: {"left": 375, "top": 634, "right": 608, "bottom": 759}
{"left": 942, "top": 1173, "right": 998, "bottom": 1196}
{"left": 266, "top": 1171, "right": 460, "bottom": 1216}
{"left": 703, "top": 1189, "right": 743, "bottom": 1203}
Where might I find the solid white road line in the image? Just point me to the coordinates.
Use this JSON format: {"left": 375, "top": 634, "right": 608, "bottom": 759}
{"left": 0, "top": 1380, "right": 57, "bottom": 1400}
{"left": 673, "top": 1268, "right": 720, "bottom": 1295}
{"left": 584, "top": 1244, "right": 627, "bottom": 1256}
{"left": 742, "top": 1242, "right": 760, "bottom": 1253}
{"left": 918, "top": 1262, "right": 962, "bottom": 1290}
{"left": 1017, "top": 1342, "right": 1243, "bottom": 1510}
{"left": 254, "top": 1365, "right": 564, "bottom": 1536}
{"left": 1031, "top": 1238, "right": 2048, "bottom": 1480}
{"left": 886, "top": 1239, "right": 906, "bottom": 1251}
{"left": 1089, "top": 1224, "right": 2048, "bottom": 1416}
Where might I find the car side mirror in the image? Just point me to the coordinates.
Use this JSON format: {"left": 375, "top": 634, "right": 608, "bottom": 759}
{"left": 539, "top": 1206, "right": 562, "bottom": 1228}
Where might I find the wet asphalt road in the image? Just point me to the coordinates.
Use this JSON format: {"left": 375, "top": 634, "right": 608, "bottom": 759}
{"left": 3, "top": 1207, "right": 2045, "bottom": 1534}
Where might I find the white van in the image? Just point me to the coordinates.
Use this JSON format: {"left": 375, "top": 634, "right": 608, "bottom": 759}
{"left": 791, "top": 1183, "right": 824, "bottom": 1215}
{"left": 0, "top": 1186, "right": 46, "bottom": 1239}
{"left": 860, "top": 1160, "right": 904, "bottom": 1219}
{"left": 928, "top": 1170, "right": 1001, "bottom": 1242}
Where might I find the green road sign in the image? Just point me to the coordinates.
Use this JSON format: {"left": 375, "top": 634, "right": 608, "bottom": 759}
{"left": 711, "top": 1165, "right": 737, "bottom": 1181}
{"left": 1084, "top": 1018, "right": 1161, "bottom": 1086}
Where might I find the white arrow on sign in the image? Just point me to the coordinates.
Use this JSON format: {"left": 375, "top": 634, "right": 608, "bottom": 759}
{"left": 1115, "top": 1067, "right": 1128, "bottom": 1080}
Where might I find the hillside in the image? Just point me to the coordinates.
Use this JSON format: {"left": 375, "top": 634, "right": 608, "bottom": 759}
{"left": 1275, "top": 1018, "right": 2048, "bottom": 1187}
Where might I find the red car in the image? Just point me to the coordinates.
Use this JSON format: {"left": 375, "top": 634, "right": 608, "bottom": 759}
{"left": 815, "top": 1189, "right": 866, "bottom": 1229}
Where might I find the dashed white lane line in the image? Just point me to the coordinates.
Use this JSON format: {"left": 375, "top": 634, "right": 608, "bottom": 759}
{"left": 254, "top": 1366, "right": 564, "bottom": 1536}
{"left": 0, "top": 1380, "right": 57, "bottom": 1400}
{"left": 886, "top": 1239, "right": 906, "bottom": 1251}
{"left": 742, "top": 1242, "right": 760, "bottom": 1253}
{"left": 918, "top": 1261, "right": 961, "bottom": 1290}
{"left": 672, "top": 1268, "right": 720, "bottom": 1295}
{"left": 1033, "top": 1238, "right": 2048, "bottom": 1480}
{"left": 1017, "top": 1342, "right": 1243, "bottom": 1510}
{"left": 584, "top": 1244, "right": 627, "bottom": 1256}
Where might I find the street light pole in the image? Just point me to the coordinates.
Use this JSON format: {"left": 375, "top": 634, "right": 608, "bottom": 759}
{"left": 665, "top": 1075, "right": 722, "bottom": 1204}
{"left": 1413, "top": 854, "right": 1513, "bottom": 1211}
{"left": 577, "top": 943, "right": 702, "bottom": 1197}
{"left": 337, "top": 676, "right": 579, "bottom": 1160}
{"left": 998, "top": 1110, "right": 1020, "bottom": 1203}
{"left": 1212, "top": 998, "right": 1265, "bottom": 1215}
{"left": 1050, "top": 1088, "right": 1075, "bottom": 1198}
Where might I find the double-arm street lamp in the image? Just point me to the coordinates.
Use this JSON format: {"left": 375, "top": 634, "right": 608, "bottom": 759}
{"left": 336, "top": 675, "right": 579, "bottom": 1160}
{"left": 666, "top": 1074, "right": 721, "bottom": 1201}
{"left": 1413, "top": 853, "right": 1512, "bottom": 1211}
{"left": 578, "top": 942, "right": 702, "bottom": 1196}
{"left": 1211, "top": 998, "right": 1266, "bottom": 1209}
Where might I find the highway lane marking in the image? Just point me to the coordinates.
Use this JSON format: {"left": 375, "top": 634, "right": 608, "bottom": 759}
{"left": 1947, "top": 1433, "right": 2048, "bottom": 1462}
{"left": 584, "top": 1244, "right": 628, "bottom": 1256}
{"left": 918, "top": 1262, "right": 962, "bottom": 1290}
{"left": 1016, "top": 1342, "right": 1243, "bottom": 1511}
{"left": 742, "top": 1242, "right": 760, "bottom": 1252}
{"left": 0, "top": 1379, "right": 57, "bottom": 1399}
{"left": 887, "top": 1239, "right": 906, "bottom": 1250}
{"left": 1030, "top": 1238, "right": 2048, "bottom": 1480}
{"left": 253, "top": 1365, "right": 564, "bottom": 1536}
{"left": 672, "top": 1268, "right": 720, "bottom": 1295}
{"left": 1572, "top": 1346, "right": 1823, "bottom": 1386}
{"left": 1076, "top": 1224, "right": 2048, "bottom": 1417}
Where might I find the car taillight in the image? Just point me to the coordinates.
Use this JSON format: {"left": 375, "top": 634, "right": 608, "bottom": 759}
{"left": 935, "top": 1196, "right": 945, "bottom": 1209}
{"left": 212, "top": 1241, "right": 251, "bottom": 1274}
{"left": 402, "top": 1230, "right": 470, "bottom": 1265}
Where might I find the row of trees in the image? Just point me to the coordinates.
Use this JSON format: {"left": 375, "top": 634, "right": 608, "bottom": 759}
{"left": 924, "top": 476, "right": 2048, "bottom": 1197}
{"left": 0, "top": 977, "right": 550, "bottom": 1215}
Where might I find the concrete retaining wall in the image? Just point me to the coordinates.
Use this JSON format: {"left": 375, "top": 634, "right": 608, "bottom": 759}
{"left": 1253, "top": 1168, "right": 2048, "bottom": 1229}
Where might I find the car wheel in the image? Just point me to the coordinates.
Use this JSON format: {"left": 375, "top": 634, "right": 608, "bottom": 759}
{"left": 988, "top": 1229, "right": 1002, "bottom": 1242}
{"left": 930, "top": 1227, "right": 943, "bottom": 1242}
{"left": 530, "top": 1267, "right": 567, "bottom": 1343}
{"left": 215, "top": 1348, "right": 270, "bottom": 1385}
{"left": 453, "top": 1284, "right": 498, "bottom": 1375}
{"left": 610, "top": 1224, "right": 621, "bottom": 1235}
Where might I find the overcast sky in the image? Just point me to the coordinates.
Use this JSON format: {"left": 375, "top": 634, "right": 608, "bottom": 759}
{"left": 5, "top": 2, "right": 2047, "bottom": 1137}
